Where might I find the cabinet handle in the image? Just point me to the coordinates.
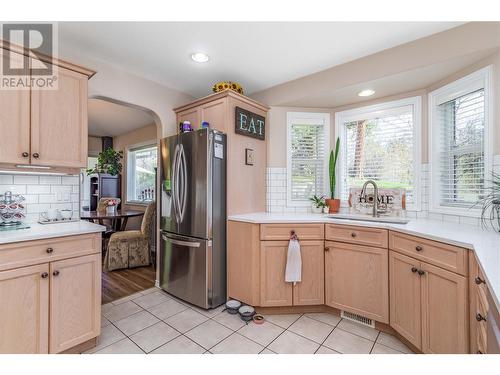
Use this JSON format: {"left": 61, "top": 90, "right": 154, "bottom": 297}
{"left": 52, "top": 270, "right": 60, "bottom": 277}
{"left": 46, "top": 247, "right": 54, "bottom": 254}
{"left": 477, "top": 350, "right": 483, "bottom": 354}
{"left": 41, "top": 272, "right": 49, "bottom": 279}
{"left": 22, "top": 152, "right": 29, "bottom": 157}
{"left": 415, "top": 245, "right": 423, "bottom": 252}
{"left": 32, "top": 153, "right": 40, "bottom": 159}
{"left": 417, "top": 270, "right": 425, "bottom": 276}
{"left": 476, "top": 313, "right": 486, "bottom": 322}
{"left": 475, "top": 276, "right": 485, "bottom": 285}
{"left": 411, "top": 267, "right": 418, "bottom": 273}
{"left": 351, "top": 232, "right": 357, "bottom": 238}
{"left": 324, "top": 247, "right": 330, "bottom": 252}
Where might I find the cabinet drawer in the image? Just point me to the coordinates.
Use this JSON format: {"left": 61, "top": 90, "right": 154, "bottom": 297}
{"left": 389, "top": 231, "right": 468, "bottom": 276}
{"left": 0, "top": 234, "right": 100, "bottom": 272}
{"left": 325, "top": 224, "right": 388, "bottom": 248}
{"left": 260, "top": 223, "right": 324, "bottom": 241}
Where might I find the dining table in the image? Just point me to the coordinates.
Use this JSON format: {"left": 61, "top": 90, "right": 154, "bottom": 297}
{"left": 80, "top": 209, "right": 145, "bottom": 232}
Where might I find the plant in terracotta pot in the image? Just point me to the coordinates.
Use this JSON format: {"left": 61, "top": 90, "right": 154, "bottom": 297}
{"left": 309, "top": 195, "right": 326, "bottom": 214}
{"left": 326, "top": 137, "right": 341, "bottom": 213}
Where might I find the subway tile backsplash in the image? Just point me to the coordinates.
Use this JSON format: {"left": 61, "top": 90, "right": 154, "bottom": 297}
{"left": 0, "top": 174, "right": 80, "bottom": 223}
{"left": 266, "top": 154, "right": 500, "bottom": 226}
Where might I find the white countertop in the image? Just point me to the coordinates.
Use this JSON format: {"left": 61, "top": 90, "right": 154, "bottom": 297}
{"left": 229, "top": 212, "right": 500, "bottom": 312}
{"left": 0, "top": 221, "right": 106, "bottom": 245}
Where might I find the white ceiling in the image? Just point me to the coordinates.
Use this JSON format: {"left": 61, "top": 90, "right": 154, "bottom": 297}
{"left": 58, "top": 22, "right": 463, "bottom": 98}
{"left": 88, "top": 99, "right": 154, "bottom": 137}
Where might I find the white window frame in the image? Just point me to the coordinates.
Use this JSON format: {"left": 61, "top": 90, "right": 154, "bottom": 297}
{"left": 126, "top": 140, "right": 158, "bottom": 205}
{"left": 335, "top": 96, "right": 422, "bottom": 211}
{"left": 286, "top": 112, "right": 330, "bottom": 207}
{"left": 428, "top": 66, "right": 493, "bottom": 217}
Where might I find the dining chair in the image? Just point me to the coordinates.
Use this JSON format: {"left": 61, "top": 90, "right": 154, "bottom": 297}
{"left": 103, "top": 201, "right": 156, "bottom": 271}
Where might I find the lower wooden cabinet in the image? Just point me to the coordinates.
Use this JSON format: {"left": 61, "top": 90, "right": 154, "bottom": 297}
{"left": 325, "top": 241, "right": 389, "bottom": 323}
{"left": 0, "top": 263, "right": 49, "bottom": 354}
{"left": 389, "top": 250, "right": 468, "bottom": 353}
{"left": 260, "top": 240, "right": 324, "bottom": 307}
{"left": 49, "top": 254, "right": 101, "bottom": 353}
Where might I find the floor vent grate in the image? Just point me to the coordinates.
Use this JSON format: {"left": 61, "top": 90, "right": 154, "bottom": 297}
{"left": 340, "top": 311, "right": 375, "bottom": 328}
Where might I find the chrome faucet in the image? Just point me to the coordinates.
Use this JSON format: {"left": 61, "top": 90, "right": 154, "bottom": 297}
{"left": 360, "top": 180, "right": 379, "bottom": 217}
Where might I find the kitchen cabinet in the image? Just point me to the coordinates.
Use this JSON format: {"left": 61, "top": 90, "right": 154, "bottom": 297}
{"left": 49, "top": 253, "right": 101, "bottom": 353}
{"left": 177, "top": 107, "right": 200, "bottom": 130}
{"left": 389, "top": 249, "right": 468, "bottom": 353}
{"left": 30, "top": 61, "right": 88, "bottom": 168}
{"left": 0, "top": 233, "right": 101, "bottom": 354}
{"left": 0, "top": 50, "right": 31, "bottom": 165}
{"left": 326, "top": 241, "right": 389, "bottom": 323}
{"left": 260, "top": 241, "right": 293, "bottom": 307}
{"left": 0, "top": 263, "right": 49, "bottom": 354}
{"left": 0, "top": 46, "right": 94, "bottom": 172}
{"left": 293, "top": 240, "right": 324, "bottom": 306}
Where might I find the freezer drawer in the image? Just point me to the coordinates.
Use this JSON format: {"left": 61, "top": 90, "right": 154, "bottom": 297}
{"left": 160, "top": 232, "right": 212, "bottom": 309}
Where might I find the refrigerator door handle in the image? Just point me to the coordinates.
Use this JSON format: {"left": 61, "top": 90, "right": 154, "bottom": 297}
{"left": 179, "top": 145, "right": 188, "bottom": 222}
{"left": 172, "top": 144, "right": 181, "bottom": 223}
{"left": 162, "top": 234, "right": 201, "bottom": 248}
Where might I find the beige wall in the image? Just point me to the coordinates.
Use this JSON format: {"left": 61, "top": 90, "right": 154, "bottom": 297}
{"left": 266, "top": 50, "right": 500, "bottom": 167}
{"left": 113, "top": 123, "right": 159, "bottom": 230}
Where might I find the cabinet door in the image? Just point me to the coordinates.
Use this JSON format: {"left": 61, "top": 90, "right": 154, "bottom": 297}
{"left": 293, "top": 240, "right": 324, "bottom": 306}
{"left": 30, "top": 62, "right": 88, "bottom": 168}
{"left": 177, "top": 107, "right": 200, "bottom": 131}
{"left": 0, "top": 264, "right": 49, "bottom": 353}
{"left": 325, "top": 241, "right": 389, "bottom": 322}
{"left": 49, "top": 254, "right": 101, "bottom": 353}
{"left": 420, "top": 261, "right": 468, "bottom": 354}
{"left": 200, "top": 98, "right": 227, "bottom": 132}
{"left": 0, "top": 49, "right": 31, "bottom": 164}
{"left": 389, "top": 250, "right": 422, "bottom": 349}
{"left": 260, "top": 241, "right": 293, "bottom": 307}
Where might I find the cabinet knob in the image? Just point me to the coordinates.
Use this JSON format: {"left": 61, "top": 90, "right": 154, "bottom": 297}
{"left": 476, "top": 313, "right": 486, "bottom": 322}
{"left": 351, "top": 232, "right": 357, "bottom": 238}
{"left": 52, "top": 270, "right": 60, "bottom": 277}
{"left": 475, "top": 276, "right": 485, "bottom": 285}
{"left": 46, "top": 247, "right": 54, "bottom": 254}
{"left": 417, "top": 270, "right": 425, "bottom": 276}
{"left": 324, "top": 247, "right": 330, "bottom": 252}
{"left": 22, "top": 152, "right": 29, "bottom": 157}
{"left": 411, "top": 267, "right": 418, "bottom": 273}
{"left": 477, "top": 350, "right": 483, "bottom": 354}
{"left": 415, "top": 245, "right": 423, "bottom": 252}
{"left": 41, "top": 272, "right": 49, "bottom": 279}
{"left": 32, "top": 153, "right": 40, "bottom": 159}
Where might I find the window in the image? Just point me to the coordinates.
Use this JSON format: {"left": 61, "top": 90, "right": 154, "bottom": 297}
{"left": 429, "top": 67, "right": 492, "bottom": 215}
{"left": 335, "top": 97, "right": 421, "bottom": 210}
{"left": 126, "top": 144, "right": 158, "bottom": 203}
{"left": 287, "top": 112, "right": 330, "bottom": 206}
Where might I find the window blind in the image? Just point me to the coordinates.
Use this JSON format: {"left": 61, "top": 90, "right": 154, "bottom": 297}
{"left": 437, "top": 89, "right": 485, "bottom": 207}
{"left": 341, "top": 105, "right": 415, "bottom": 204}
{"left": 290, "top": 123, "right": 326, "bottom": 201}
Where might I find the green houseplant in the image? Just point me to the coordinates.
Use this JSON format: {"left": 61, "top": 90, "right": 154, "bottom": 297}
{"left": 86, "top": 148, "right": 123, "bottom": 176}
{"left": 309, "top": 195, "right": 326, "bottom": 214}
{"left": 326, "top": 137, "right": 341, "bottom": 213}
{"left": 475, "top": 171, "right": 500, "bottom": 232}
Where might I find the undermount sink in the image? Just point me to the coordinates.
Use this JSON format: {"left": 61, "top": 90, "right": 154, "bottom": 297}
{"left": 327, "top": 213, "right": 410, "bottom": 224}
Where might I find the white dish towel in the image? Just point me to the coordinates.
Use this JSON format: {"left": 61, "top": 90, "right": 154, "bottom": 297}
{"left": 285, "top": 238, "right": 302, "bottom": 285}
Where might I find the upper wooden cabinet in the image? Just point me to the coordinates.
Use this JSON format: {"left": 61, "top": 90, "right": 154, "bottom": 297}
{"left": 0, "top": 263, "right": 49, "bottom": 354}
{"left": 30, "top": 61, "right": 88, "bottom": 168}
{"left": 326, "top": 241, "right": 389, "bottom": 323}
{"left": 0, "top": 46, "right": 94, "bottom": 171}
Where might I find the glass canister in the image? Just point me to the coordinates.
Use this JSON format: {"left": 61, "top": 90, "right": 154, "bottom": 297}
{"left": 0, "top": 191, "right": 26, "bottom": 226}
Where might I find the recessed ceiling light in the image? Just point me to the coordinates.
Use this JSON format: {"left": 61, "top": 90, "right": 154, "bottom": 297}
{"left": 358, "top": 89, "right": 375, "bottom": 97}
{"left": 191, "top": 52, "right": 210, "bottom": 63}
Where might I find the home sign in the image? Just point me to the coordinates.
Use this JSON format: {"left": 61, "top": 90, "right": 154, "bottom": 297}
{"left": 235, "top": 106, "right": 265, "bottom": 140}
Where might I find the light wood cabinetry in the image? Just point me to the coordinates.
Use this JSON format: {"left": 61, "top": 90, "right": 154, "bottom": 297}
{"left": 30, "top": 62, "right": 88, "bottom": 168}
{"left": 293, "top": 240, "right": 324, "bottom": 306}
{"left": 0, "top": 233, "right": 101, "bottom": 354}
{"left": 260, "top": 241, "right": 293, "bottom": 307}
{"left": 260, "top": 223, "right": 324, "bottom": 241}
{"left": 177, "top": 107, "right": 200, "bottom": 130}
{"left": 0, "top": 263, "right": 49, "bottom": 354}
{"left": 0, "top": 46, "right": 94, "bottom": 172}
{"left": 325, "top": 223, "right": 388, "bottom": 248}
{"left": 326, "top": 241, "right": 389, "bottom": 323}
{"left": 49, "top": 253, "right": 101, "bottom": 353}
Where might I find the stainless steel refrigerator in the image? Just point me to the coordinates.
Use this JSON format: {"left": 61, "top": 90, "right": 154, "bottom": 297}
{"left": 159, "top": 129, "right": 226, "bottom": 309}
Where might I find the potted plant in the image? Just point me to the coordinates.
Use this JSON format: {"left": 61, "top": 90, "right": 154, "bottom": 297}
{"left": 475, "top": 171, "right": 500, "bottom": 232}
{"left": 309, "top": 195, "right": 326, "bottom": 214}
{"left": 86, "top": 148, "right": 123, "bottom": 176}
{"left": 325, "top": 137, "right": 341, "bottom": 213}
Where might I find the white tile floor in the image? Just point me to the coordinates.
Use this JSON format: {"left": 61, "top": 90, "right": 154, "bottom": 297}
{"left": 87, "top": 287, "right": 414, "bottom": 354}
